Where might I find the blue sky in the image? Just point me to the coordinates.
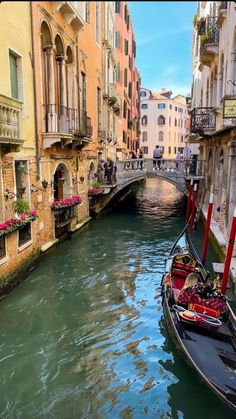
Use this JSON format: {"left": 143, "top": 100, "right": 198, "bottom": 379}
{"left": 129, "top": 1, "right": 198, "bottom": 97}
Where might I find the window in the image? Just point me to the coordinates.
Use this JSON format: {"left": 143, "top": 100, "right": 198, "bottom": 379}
{"left": 124, "top": 39, "right": 128, "bottom": 55}
{"left": 96, "top": 2, "right": 100, "bottom": 43}
{"left": 115, "top": 1, "right": 120, "bottom": 13}
{"left": 124, "top": 68, "right": 128, "bottom": 87}
{"left": 142, "top": 115, "right": 147, "bottom": 125}
{"left": 158, "top": 115, "right": 165, "bottom": 125}
{"left": 9, "top": 51, "right": 19, "bottom": 99}
{"left": 142, "top": 131, "right": 147, "bottom": 141}
{"left": 123, "top": 130, "right": 127, "bottom": 143}
{"left": 168, "top": 147, "right": 171, "bottom": 154}
{"left": 169, "top": 116, "right": 171, "bottom": 125}
{"left": 175, "top": 106, "right": 178, "bottom": 111}
{"left": 15, "top": 160, "right": 28, "bottom": 199}
{"left": 0, "top": 237, "right": 6, "bottom": 260}
{"left": 158, "top": 103, "right": 165, "bottom": 109}
{"left": 123, "top": 100, "right": 127, "bottom": 118}
{"left": 128, "top": 82, "right": 132, "bottom": 99}
{"left": 140, "top": 91, "right": 146, "bottom": 97}
{"left": 116, "top": 62, "right": 120, "bottom": 82}
{"left": 85, "top": 2, "right": 90, "bottom": 22}
{"left": 169, "top": 104, "right": 172, "bottom": 109}
{"left": 115, "top": 31, "right": 120, "bottom": 48}
{"left": 174, "top": 147, "right": 177, "bottom": 154}
{"left": 81, "top": 72, "right": 87, "bottom": 111}
{"left": 174, "top": 118, "right": 177, "bottom": 127}
{"left": 19, "top": 223, "right": 31, "bottom": 247}
{"left": 124, "top": 4, "right": 128, "bottom": 22}
{"left": 159, "top": 131, "right": 164, "bottom": 141}
{"left": 142, "top": 146, "right": 148, "bottom": 155}
{"left": 97, "top": 87, "right": 101, "bottom": 130}
{"left": 141, "top": 104, "right": 148, "bottom": 109}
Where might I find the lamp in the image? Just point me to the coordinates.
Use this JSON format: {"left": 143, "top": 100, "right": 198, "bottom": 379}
{"left": 4, "top": 189, "right": 15, "bottom": 199}
{"left": 41, "top": 179, "right": 48, "bottom": 189}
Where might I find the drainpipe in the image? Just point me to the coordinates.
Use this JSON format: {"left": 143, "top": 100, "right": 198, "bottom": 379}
{"left": 30, "top": 1, "right": 40, "bottom": 181}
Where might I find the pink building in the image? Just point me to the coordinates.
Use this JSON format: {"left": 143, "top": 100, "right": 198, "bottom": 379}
{"left": 140, "top": 88, "right": 189, "bottom": 159}
{"left": 115, "top": 1, "right": 141, "bottom": 159}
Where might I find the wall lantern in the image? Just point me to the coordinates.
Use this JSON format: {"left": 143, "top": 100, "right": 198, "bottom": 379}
{"left": 41, "top": 179, "right": 49, "bottom": 189}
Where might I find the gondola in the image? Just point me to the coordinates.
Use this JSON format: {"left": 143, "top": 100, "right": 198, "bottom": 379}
{"left": 161, "top": 225, "right": 236, "bottom": 411}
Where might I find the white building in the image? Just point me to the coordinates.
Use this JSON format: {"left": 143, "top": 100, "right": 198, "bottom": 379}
{"left": 139, "top": 88, "right": 190, "bottom": 159}
{"left": 190, "top": 1, "right": 236, "bottom": 280}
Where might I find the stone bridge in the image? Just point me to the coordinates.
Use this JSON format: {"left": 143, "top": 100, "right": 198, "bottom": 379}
{"left": 91, "top": 158, "right": 203, "bottom": 215}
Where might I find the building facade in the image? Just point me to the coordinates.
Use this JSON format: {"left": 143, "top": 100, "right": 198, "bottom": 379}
{"left": 191, "top": 1, "right": 236, "bottom": 250}
{"left": 0, "top": 1, "right": 39, "bottom": 281}
{"left": 115, "top": 1, "right": 141, "bottom": 159}
{"left": 0, "top": 1, "right": 141, "bottom": 289}
{"left": 140, "top": 88, "right": 189, "bottom": 159}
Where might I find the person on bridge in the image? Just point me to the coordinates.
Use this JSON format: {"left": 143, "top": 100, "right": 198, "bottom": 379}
{"left": 153, "top": 145, "right": 163, "bottom": 170}
{"left": 138, "top": 149, "right": 143, "bottom": 170}
{"left": 131, "top": 150, "right": 137, "bottom": 170}
{"left": 104, "top": 157, "right": 114, "bottom": 184}
{"left": 175, "top": 151, "right": 182, "bottom": 171}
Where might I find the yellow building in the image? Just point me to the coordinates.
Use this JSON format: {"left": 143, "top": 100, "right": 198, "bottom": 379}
{"left": 0, "top": 1, "right": 39, "bottom": 283}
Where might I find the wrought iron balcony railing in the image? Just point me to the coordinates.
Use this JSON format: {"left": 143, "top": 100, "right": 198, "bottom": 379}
{"left": 199, "top": 16, "right": 219, "bottom": 50}
{"left": 42, "top": 105, "right": 92, "bottom": 138}
{"left": 54, "top": 205, "right": 77, "bottom": 228}
{"left": 190, "top": 107, "right": 216, "bottom": 133}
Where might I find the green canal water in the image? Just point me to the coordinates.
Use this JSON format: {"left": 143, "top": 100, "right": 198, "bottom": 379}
{"left": 0, "top": 179, "right": 234, "bottom": 419}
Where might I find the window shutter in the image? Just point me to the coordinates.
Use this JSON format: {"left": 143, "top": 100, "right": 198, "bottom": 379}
{"left": 9, "top": 53, "right": 18, "bottom": 99}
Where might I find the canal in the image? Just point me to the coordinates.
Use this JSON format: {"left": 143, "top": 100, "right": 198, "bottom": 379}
{"left": 0, "top": 179, "right": 234, "bottom": 419}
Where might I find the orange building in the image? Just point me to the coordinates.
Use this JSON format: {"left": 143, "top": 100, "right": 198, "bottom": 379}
{"left": 115, "top": 1, "right": 141, "bottom": 159}
{"left": 31, "top": 1, "right": 106, "bottom": 246}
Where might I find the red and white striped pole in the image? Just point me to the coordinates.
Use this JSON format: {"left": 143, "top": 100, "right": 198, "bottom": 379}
{"left": 221, "top": 208, "right": 236, "bottom": 295}
{"left": 201, "top": 193, "right": 214, "bottom": 265}
{"left": 185, "top": 179, "right": 193, "bottom": 224}
{"left": 189, "top": 183, "right": 198, "bottom": 231}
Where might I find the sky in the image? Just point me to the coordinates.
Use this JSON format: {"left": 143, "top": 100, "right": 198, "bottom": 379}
{"left": 128, "top": 1, "right": 198, "bottom": 97}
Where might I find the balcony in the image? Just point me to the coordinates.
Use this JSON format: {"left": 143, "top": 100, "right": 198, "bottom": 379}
{"left": 199, "top": 17, "right": 219, "bottom": 67}
{"left": 108, "top": 84, "right": 117, "bottom": 106}
{"left": 0, "top": 94, "right": 23, "bottom": 153}
{"left": 191, "top": 107, "right": 216, "bottom": 134}
{"left": 52, "top": 1, "right": 85, "bottom": 35}
{"left": 97, "top": 129, "right": 106, "bottom": 140}
{"left": 54, "top": 205, "right": 77, "bottom": 228}
{"left": 102, "top": 30, "right": 114, "bottom": 50}
{"left": 42, "top": 105, "right": 92, "bottom": 149}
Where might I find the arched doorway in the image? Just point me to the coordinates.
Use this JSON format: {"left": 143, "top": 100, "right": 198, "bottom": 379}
{"left": 53, "top": 163, "right": 70, "bottom": 200}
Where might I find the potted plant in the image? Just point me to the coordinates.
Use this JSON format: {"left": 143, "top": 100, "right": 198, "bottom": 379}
{"left": 13, "top": 199, "right": 30, "bottom": 215}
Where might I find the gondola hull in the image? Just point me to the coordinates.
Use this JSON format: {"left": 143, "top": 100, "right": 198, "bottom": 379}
{"left": 161, "top": 227, "right": 236, "bottom": 412}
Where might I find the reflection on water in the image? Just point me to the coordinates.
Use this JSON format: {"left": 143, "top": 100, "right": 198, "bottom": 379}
{"left": 0, "top": 179, "right": 234, "bottom": 418}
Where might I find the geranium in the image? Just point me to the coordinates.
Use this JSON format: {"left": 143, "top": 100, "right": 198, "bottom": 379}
{"left": 88, "top": 188, "right": 102, "bottom": 197}
{"left": 51, "top": 195, "right": 82, "bottom": 211}
{"left": 0, "top": 211, "right": 37, "bottom": 237}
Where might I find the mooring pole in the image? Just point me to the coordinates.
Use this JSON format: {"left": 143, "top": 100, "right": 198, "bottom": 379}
{"left": 221, "top": 209, "right": 236, "bottom": 294}
{"left": 185, "top": 179, "right": 193, "bottom": 224}
{"left": 201, "top": 193, "right": 214, "bottom": 264}
{"left": 189, "top": 183, "right": 198, "bottom": 231}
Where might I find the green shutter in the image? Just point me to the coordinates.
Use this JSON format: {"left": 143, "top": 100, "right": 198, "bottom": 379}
{"left": 9, "top": 53, "right": 18, "bottom": 99}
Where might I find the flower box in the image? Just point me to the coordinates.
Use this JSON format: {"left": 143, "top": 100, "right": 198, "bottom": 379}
{"left": 51, "top": 195, "right": 82, "bottom": 211}
{"left": 0, "top": 210, "right": 37, "bottom": 237}
{"left": 88, "top": 188, "right": 102, "bottom": 197}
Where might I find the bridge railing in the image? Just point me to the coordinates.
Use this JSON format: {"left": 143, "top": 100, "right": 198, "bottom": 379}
{"left": 116, "top": 158, "right": 186, "bottom": 176}
{"left": 115, "top": 158, "right": 204, "bottom": 177}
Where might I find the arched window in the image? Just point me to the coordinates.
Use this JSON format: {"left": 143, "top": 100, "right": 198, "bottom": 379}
{"left": 158, "top": 115, "right": 165, "bottom": 125}
{"left": 142, "top": 115, "right": 148, "bottom": 125}
{"left": 159, "top": 131, "right": 164, "bottom": 141}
